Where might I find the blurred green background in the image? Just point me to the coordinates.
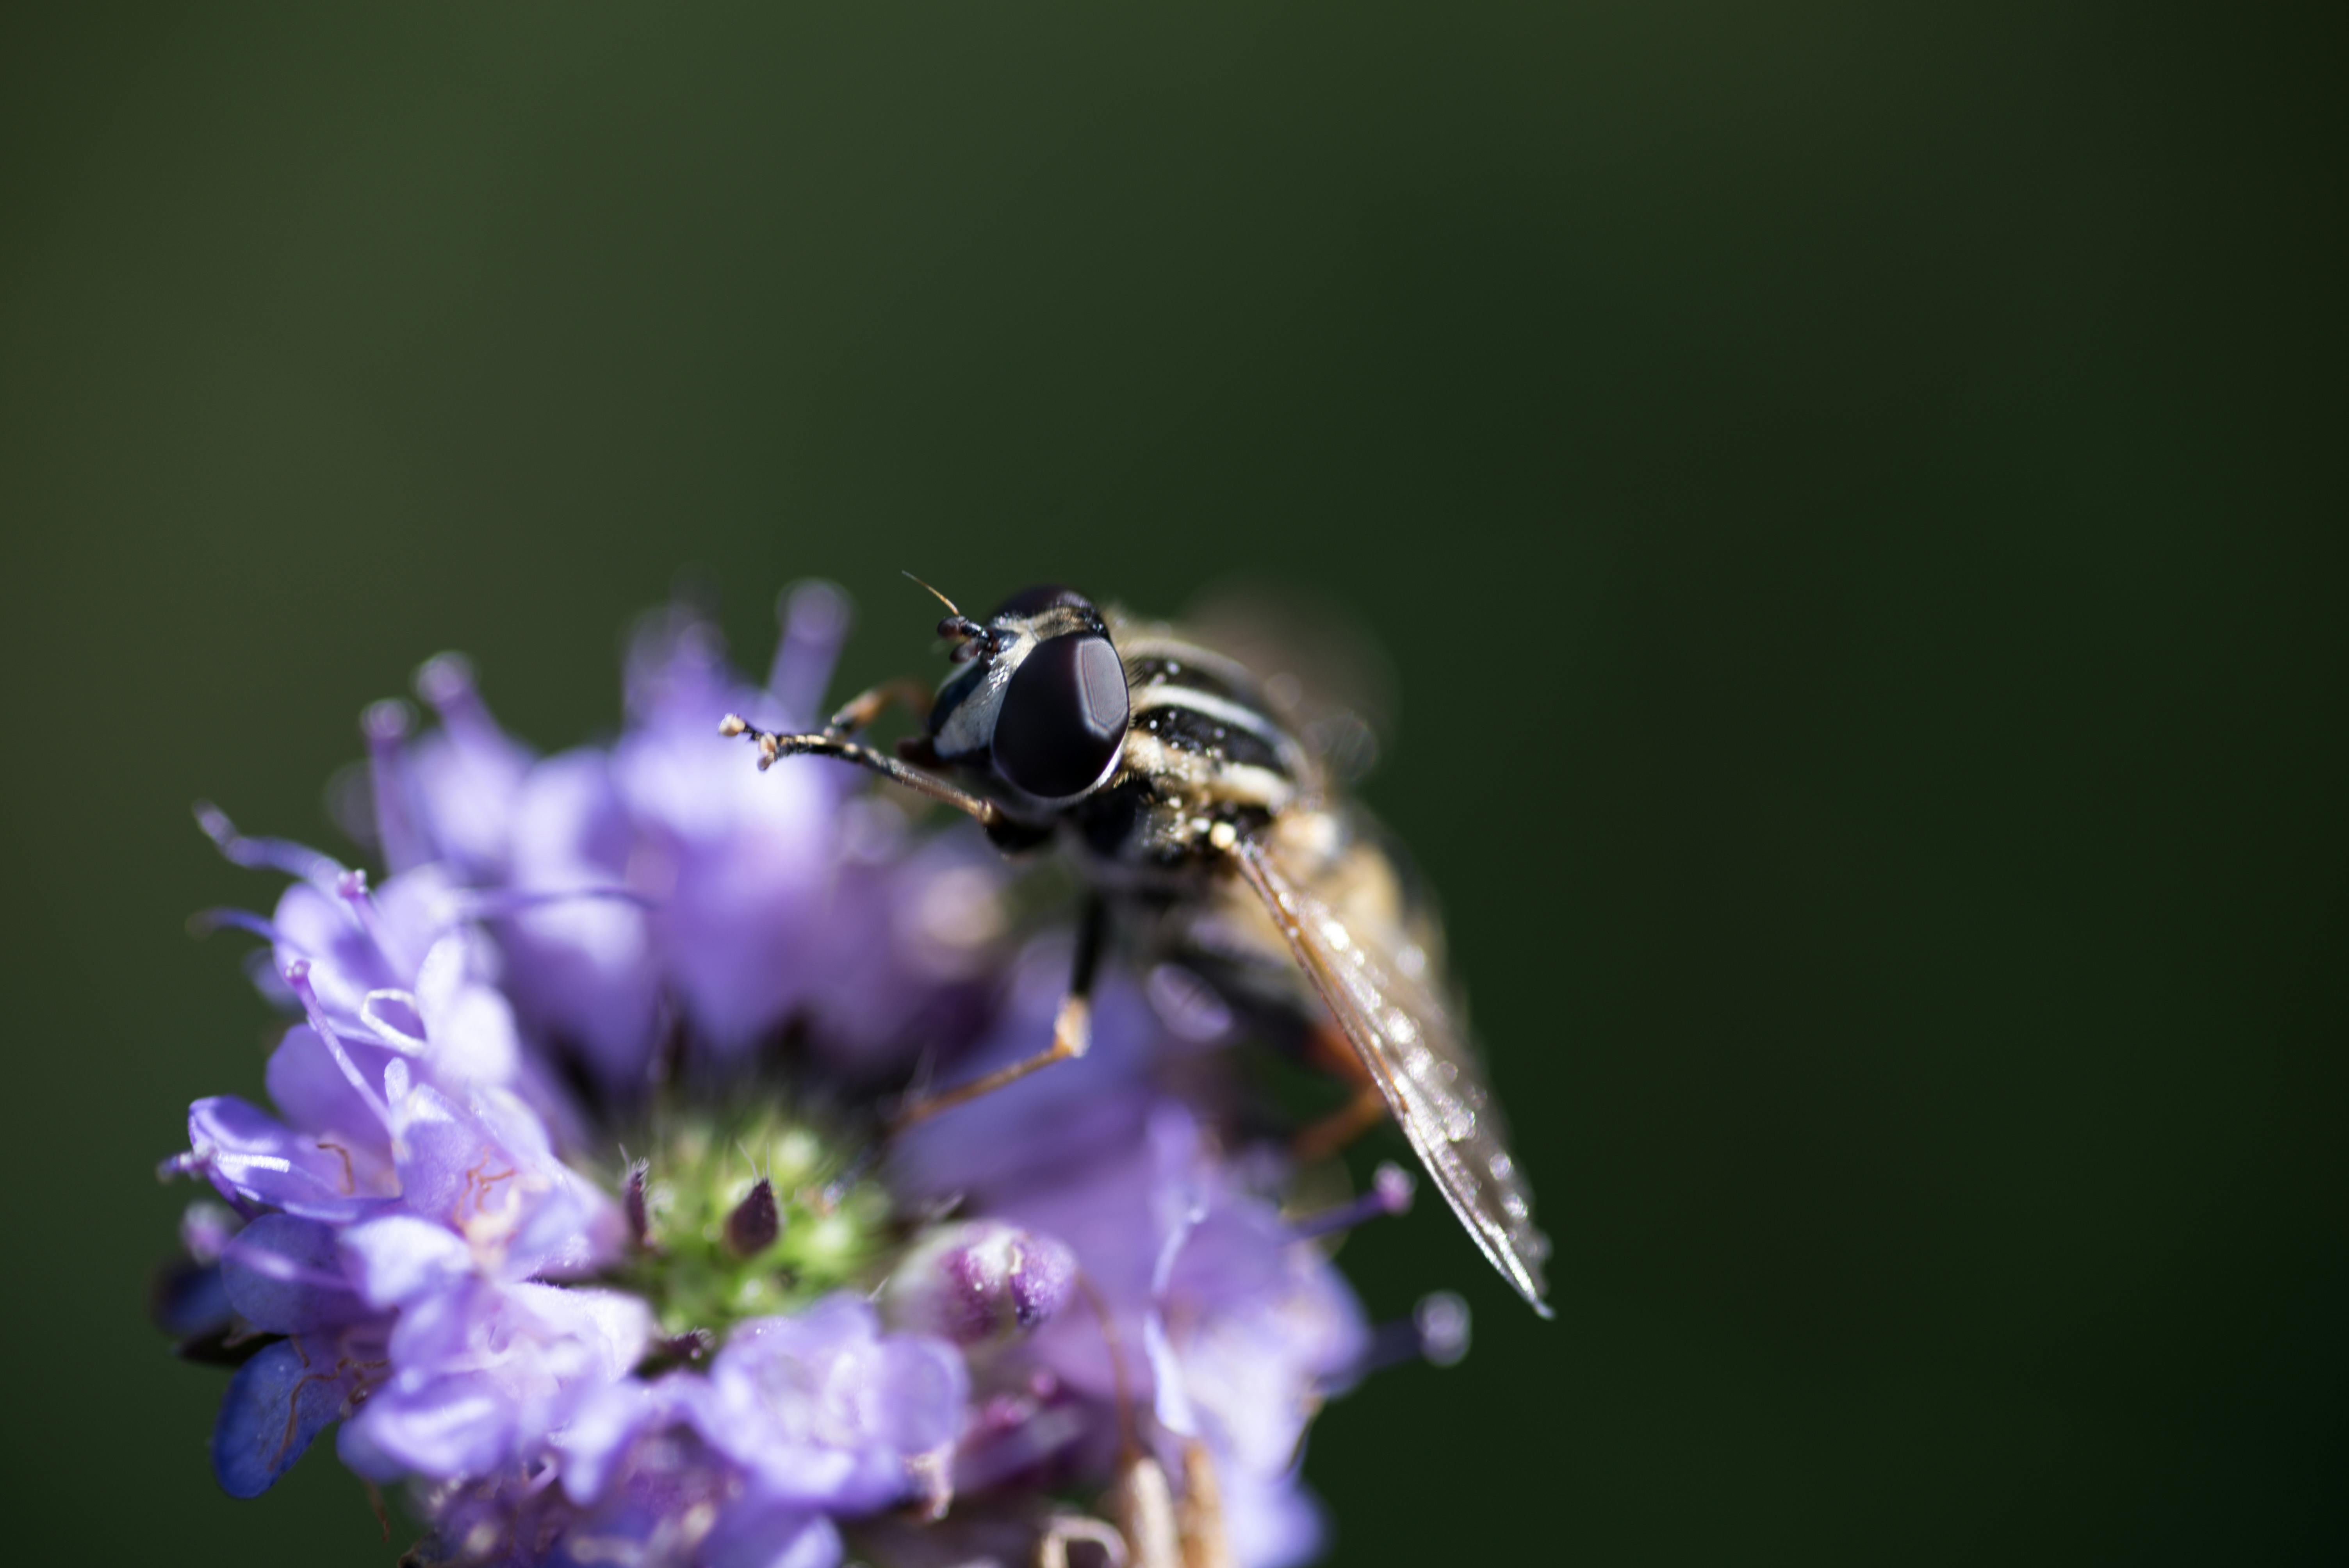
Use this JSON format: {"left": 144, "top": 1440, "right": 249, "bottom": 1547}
{"left": 2, "top": 3, "right": 2342, "bottom": 1561}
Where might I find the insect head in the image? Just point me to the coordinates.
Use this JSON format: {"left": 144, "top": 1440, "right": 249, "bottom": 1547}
{"left": 925, "top": 584, "right": 1131, "bottom": 805}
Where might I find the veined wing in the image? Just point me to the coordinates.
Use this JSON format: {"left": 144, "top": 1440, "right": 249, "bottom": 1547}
{"left": 1231, "top": 836, "right": 1552, "bottom": 1315}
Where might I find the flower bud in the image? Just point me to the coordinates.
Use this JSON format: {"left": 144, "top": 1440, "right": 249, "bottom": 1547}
{"left": 624, "top": 1159, "right": 652, "bottom": 1249}
{"left": 880, "top": 1221, "right": 1076, "bottom": 1348}
{"left": 724, "top": 1177, "right": 781, "bottom": 1257}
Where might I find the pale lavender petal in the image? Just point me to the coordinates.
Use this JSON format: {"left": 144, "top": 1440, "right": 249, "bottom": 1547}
{"left": 552, "top": 1377, "right": 671, "bottom": 1505}
{"left": 1221, "top": 1464, "right": 1331, "bottom": 1568}
{"left": 344, "top": 1368, "right": 515, "bottom": 1479}
{"left": 863, "top": 1336, "right": 967, "bottom": 1455}
{"left": 412, "top": 932, "right": 526, "bottom": 1089}
{"left": 339, "top": 1214, "right": 473, "bottom": 1308}
{"left": 503, "top": 1282, "right": 654, "bottom": 1385}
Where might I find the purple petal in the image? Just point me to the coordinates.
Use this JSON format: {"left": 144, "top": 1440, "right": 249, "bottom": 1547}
{"left": 406, "top": 653, "right": 533, "bottom": 877}
{"left": 378, "top": 1275, "right": 490, "bottom": 1374}
{"left": 355, "top": 1279, "right": 652, "bottom": 1483}
{"left": 704, "top": 1498, "right": 842, "bottom": 1568}
{"left": 723, "top": 1293, "right": 878, "bottom": 1363}
{"left": 220, "top": 1214, "right": 365, "bottom": 1333}
{"left": 694, "top": 1296, "right": 964, "bottom": 1513}
{"left": 1219, "top": 1462, "right": 1331, "bottom": 1568}
{"left": 339, "top": 1214, "right": 473, "bottom": 1308}
{"left": 614, "top": 722, "right": 835, "bottom": 1053}
{"left": 888, "top": 960, "right": 1164, "bottom": 1204}
{"left": 1144, "top": 1306, "right": 1197, "bottom": 1441}
{"left": 553, "top": 1376, "right": 672, "bottom": 1505}
{"left": 497, "top": 750, "right": 662, "bottom": 1094}
{"left": 865, "top": 1336, "right": 968, "bottom": 1455}
{"left": 365, "top": 864, "right": 468, "bottom": 983}
{"left": 504, "top": 1283, "right": 654, "bottom": 1384}
{"left": 767, "top": 579, "right": 852, "bottom": 731}
{"left": 384, "top": 1083, "right": 501, "bottom": 1228}
{"left": 262, "top": 1026, "right": 398, "bottom": 1169}
{"left": 266, "top": 882, "right": 387, "bottom": 1011}
{"left": 412, "top": 932, "right": 525, "bottom": 1089}
{"left": 342, "top": 1368, "right": 515, "bottom": 1479}
{"left": 186, "top": 1096, "right": 385, "bottom": 1222}
{"left": 374, "top": 1080, "right": 622, "bottom": 1283}
{"left": 210, "top": 1336, "right": 357, "bottom": 1497}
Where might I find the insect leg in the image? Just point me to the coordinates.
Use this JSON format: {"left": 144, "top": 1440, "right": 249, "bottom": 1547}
{"left": 1291, "top": 1083, "right": 1390, "bottom": 1164}
{"left": 719, "top": 715, "right": 1006, "bottom": 829}
{"left": 1175, "top": 1440, "right": 1232, "bottom": 1568}
{"left": 1102, "top": 1449, "right": 1183, "bottom": 1568}
{"left": 820, "top": 678, "right": 936, "bottom": 740}
{"left": 1030, "top": 1419, "right": 1223, "bottom": 1568}
{"left": 1290, "top": 1019, "right": 1390, "bottom": 1161}
{"left": 893, "top": 894, "right": 1106, "bottom": 1130}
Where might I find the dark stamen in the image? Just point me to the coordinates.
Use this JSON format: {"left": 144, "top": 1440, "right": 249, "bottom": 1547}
{"left": 623, "top": 1159, "right": 652, "bottom": 1249}
{"left": 724, "top": 1178, "right": 781, "bottom": 1257}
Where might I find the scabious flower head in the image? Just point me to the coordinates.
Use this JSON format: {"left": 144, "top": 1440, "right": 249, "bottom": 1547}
{"left": 153, "top": 583, "right": 1462, "bottom": 1567}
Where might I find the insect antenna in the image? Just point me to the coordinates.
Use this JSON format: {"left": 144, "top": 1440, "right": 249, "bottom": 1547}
{"left": 903, "top": 570, "right": 985, "bottom": 648}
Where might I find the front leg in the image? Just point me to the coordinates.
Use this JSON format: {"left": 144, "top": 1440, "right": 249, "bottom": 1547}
{"left": 720, "top": 714, "right": 1007, "bottom": 829}
{"left": 893, "top": 894, "right": 1107, "bottom": 1130}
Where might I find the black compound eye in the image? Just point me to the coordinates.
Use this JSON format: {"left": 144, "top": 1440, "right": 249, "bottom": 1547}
{"left": 992, "top": 583, "right": 1089, "bottom": 618}
{"left": 993, "top": 633, "right": 1129, "bottom": 799}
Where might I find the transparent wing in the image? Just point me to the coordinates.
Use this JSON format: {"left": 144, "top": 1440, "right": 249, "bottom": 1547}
{"left": 1231, "top": 836, "right": 1552, "bottom": 1315}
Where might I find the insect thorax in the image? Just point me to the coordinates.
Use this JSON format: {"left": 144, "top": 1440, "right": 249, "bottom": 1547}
{"left": 1059, "top": 633, "right": 1319, "bottom": 872}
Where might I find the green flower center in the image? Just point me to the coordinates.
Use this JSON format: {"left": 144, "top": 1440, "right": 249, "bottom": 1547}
{"left": 602, "top": 1100, "right": 897, "bottom": 1344}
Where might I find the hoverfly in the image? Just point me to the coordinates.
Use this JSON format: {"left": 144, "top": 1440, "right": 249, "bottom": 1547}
{"left": 721, "top": 583, "right": 1551, "bottom": 1316}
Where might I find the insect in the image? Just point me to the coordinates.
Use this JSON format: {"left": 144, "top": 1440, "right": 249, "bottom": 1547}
{"left": 720, "top": 582, "right": 1551, "bottom": 1316}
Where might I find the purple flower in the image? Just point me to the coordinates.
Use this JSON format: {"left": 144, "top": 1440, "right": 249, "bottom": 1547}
{"left": 154, "top": 584, "right": 1455, "bottom": 1568}
{"left": 879, "top": 1221, "right": 1078, "bottom": 1349}
{"left": 339, "top": 1269, "right": 650, "bottom": 1482}
{"left": 688, "top": 1295, "right": 966, "bottom": 1513}
{"left": 604, "top": 600, "right": 1006, "bottom": 1080}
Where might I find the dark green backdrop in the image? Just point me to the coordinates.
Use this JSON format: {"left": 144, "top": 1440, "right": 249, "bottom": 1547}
{"left": 3, "top": 4, "right": 2342, "bottom": 1562}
